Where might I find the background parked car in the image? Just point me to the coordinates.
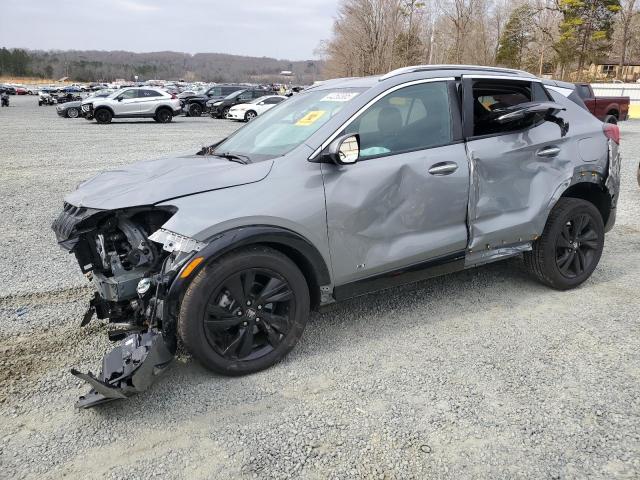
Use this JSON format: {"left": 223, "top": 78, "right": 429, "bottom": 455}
{"left": 208, "top": 88, "right": 274, "bottom": 118}
{"left": 15, "top": 87, "right": 28, "bottom": 95}
{"left": 182, "top": 84, "right": 246, "bottom": 117}
{"left": 574, "top": 83, "right": 629, "bottom": 124}
{"left": 58, "top": 89, "right": 114, "bottom": 118}
{"left": 0, "top": 85, "right": 17, "bottom": 95}
{"left": 226, "top": 95, "right": 287, "bottom": 121}
{"left": 81, "top": 87, "right": 181, "bottom": 124}
{"left": 38, "top": 91, "right": 56, "bottom": 106}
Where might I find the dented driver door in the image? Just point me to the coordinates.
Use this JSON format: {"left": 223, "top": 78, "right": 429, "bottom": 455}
{"left": 321, "top": 80, "right": 470, "bottom": 288}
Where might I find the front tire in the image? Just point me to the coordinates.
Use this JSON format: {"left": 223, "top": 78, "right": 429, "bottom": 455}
{"left": 524, "top": 198, "right": 604, "bottom": 290}
{"left": 178, "top": 246, "right": 310, "bottom": 376}
{"left": 188, "top": 103, "right": 203, "bottom": 117}
{"left": 94, "top": 109, "right": 112, "bottom": 124}
{"left": 244, "top": 110, "right": 257, "bottom": 122}
{"left": 67, "top": 107, "right": 79, "bottom": 118}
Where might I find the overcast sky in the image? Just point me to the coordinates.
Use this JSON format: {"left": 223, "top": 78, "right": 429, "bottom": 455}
{"left": 0, "top": 0, "right": 340, "bottom": 60}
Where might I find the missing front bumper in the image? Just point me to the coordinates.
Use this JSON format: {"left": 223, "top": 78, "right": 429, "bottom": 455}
{"left": 71, "top": 329, "right": 174, "bottom": 409}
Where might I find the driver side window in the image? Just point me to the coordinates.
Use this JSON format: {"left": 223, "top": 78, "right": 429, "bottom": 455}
{"left": 343, "top": 82, "right": 452, "bottom": 159}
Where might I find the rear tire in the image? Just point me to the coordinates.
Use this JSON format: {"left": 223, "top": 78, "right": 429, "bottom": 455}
{"left": 524, "top": 198, "right": 604, "bottom": 290}
{"left": 178, "top": 246, "right": 310, "bottom": 376}
{"left": 155, "top": 108, "right": 173, "bottom": 123}
{"left": 188, "top": 103, "right": 203, "bottom": 117}
{"left": 94, "top": 109, "right": 112, "bottom": 124}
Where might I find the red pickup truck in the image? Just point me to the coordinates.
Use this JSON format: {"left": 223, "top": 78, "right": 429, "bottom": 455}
{"left": 574, "top": 83, "right": 630, "bottom": 124}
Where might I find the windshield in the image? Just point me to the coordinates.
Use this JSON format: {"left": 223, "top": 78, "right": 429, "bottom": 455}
{"left": 214, "top": 88, "right": 365, "bottom": 162}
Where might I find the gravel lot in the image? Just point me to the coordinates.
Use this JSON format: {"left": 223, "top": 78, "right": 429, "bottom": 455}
{"left": 1, "top": 95, "right": 639, "bottom": 479}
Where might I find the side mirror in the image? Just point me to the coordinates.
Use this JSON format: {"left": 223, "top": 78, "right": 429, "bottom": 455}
{"left": 495, "top": 101, "right": 566, "bottom": 124}
{"left": 116, "top": 97, "right": 123, "bottom": 102}
{"left": 323, "top": 134, "right": 360, "bottom": 165}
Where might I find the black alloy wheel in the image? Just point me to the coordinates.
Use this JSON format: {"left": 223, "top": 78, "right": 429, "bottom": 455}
{"left": 156, "top": 109, "right": 172, "bottom": 123}
{"left": 524, "top": 198, "right": 604, "bottom": 290}
{"left": 555, "top": 214, "right": 600, "bottom": 278}
{"left": 189, "top": 103, "right": 203, "bottom": 117}
{"left": 94, "top": 109, "right": 112, "bottom": 124}
{"left": 204, "top": 269, "right": 294, "bottom": 361}
{"left": 178, "top": 246, "right": 310, "bottom": 375}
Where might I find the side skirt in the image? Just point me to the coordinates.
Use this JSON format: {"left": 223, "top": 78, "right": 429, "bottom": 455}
{"left": 333, "top": 252, "right": 466, "bottom": 302}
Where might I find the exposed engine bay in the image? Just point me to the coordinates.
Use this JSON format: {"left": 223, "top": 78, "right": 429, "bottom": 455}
{"left": 52, "top": 204, "right": 204, "bottom": 408}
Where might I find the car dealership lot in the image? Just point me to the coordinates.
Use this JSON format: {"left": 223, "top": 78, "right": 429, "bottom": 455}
{"left": 1, "top": 94, "right": 639, "bottom": 479}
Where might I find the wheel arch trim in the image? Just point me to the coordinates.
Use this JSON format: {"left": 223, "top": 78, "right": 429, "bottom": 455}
{"left": 164, "top": 225, "right": 331, "bottom": 322}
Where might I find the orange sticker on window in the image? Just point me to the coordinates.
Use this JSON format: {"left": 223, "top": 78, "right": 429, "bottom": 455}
{"left": 295, "top": 110, "right": 326, "bottom": 126}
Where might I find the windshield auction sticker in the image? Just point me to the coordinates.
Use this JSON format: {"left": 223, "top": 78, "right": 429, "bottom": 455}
{"left": 295, "top": 110, "right": 326, "bottom": 126}
{"left": 320, "top": 92, "right": 359, "bottom": 102}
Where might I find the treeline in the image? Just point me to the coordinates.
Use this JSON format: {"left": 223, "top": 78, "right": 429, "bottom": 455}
{"left": 320, "top": 0, "right": 640, "bottom": 81}
{"left": 0, "top": 48, "right": 322, "bottom": 83}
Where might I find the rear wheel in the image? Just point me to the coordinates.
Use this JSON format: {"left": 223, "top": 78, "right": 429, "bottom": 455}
{"left": 188, "top": 103, "right": 203, "bottom": 117}
{"left": 67, "top": 107, "right": 79, "bottom": 118}
{"left": 179, "top": 246, "right": 310, "bottom": 376}
{"left": 94, "top": 109, "right": 112, "bottom": 124}
{"left": 155, "top": 108, "right": 173, "bottom": 123}
{"left": 524, "top": 198, "right": 604, "bottom": 290}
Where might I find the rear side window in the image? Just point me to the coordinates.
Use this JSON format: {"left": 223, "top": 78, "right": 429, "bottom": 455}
{"left": 140, "top": 90, "right": 162, "bottom": 97}
{"left": 471, "top": 80, "right": 543, "bottom": 136}
{"left": 343, "top": 81, "right": 452, "bottom": 159}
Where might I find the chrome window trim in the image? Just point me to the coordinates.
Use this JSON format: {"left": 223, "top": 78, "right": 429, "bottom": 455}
{"left": 462, "top": 74, "right": 543, "bottom": 83}
{"left": 308, "top": 77, "right": 455, "bottom": 161}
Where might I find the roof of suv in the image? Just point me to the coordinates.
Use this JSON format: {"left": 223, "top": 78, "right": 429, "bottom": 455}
{"left": 309, "top": 64, "right": 539, "bottom": 91}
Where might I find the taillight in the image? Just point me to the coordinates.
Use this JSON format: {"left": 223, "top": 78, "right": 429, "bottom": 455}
{"left": 170, "top": 93, "right": 177, "bottom": 100}
{"left": 603, "top": 123, "right": 620, "bottom": 144}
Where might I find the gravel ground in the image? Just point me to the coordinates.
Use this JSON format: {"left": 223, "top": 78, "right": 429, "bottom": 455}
{"left": 1, "top": 95, "right": 639, "bottom": 479}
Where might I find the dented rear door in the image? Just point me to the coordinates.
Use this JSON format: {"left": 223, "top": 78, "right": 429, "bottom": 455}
{"left": 461, "top": 75, "right": 570, "bottom": 252}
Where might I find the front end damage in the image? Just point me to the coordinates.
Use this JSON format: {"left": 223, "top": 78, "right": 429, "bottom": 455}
{"left": 52, "top": 203, "right": 204, "bottom": 408}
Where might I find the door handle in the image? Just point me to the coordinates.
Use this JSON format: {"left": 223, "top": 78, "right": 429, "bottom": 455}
{"left": 428, "top": 162, "right": 458, "bottom": 176}
{"left": 537, "top": 146, "right": 561, "bottom": 158}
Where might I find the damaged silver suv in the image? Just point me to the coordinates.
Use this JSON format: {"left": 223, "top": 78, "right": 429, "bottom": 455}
{"left": 53, "top": 65, "right": 621, "bottom": 408}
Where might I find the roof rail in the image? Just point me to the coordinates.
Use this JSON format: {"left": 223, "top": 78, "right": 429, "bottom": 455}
{"left": 379, "top": 64, "right": 536, "bottom": 81}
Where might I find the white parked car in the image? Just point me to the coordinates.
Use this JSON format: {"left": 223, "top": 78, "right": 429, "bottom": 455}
{"left": 226, "top": 95, "right": 288, "bottom": 121}
{"left": 81, "top": 87, "right": 182, "bottom": 124}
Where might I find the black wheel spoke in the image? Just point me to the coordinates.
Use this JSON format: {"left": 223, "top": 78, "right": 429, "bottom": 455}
{"left": 576, "top": 248, "right": 586, "bottom": 273}
{"left": 237, "top": 327, "right": 254, "bottom": 358}
{"left": 222, "top": 330, "right": 245, "bottom": 357}
{"left": 260, "top": 312, "right": 290, "bottom": 334}
{"left": 205, "top": 317, "right": 243, "bottom": 331}
{"left": 207, "top": 304, "right": 236, "bottom": 319}
{"left": 225, "top": 274, "right": 247, "bottom": 306}
{"left": 243, "top": 270, "right": 256, "bottom": 300}
{"left": 258, "top": 278, "right": 293, "bottom": 304}
{"left": 571, "top": 249, "right": 582, "bottom": 274}
{"left": 557, "top": 251, "right": 574, "bottom": 273}
{"left": 260, "top": 321, "right": 281, "bottom": 347}
{"left": 203, "top": 267, "right": 295, "bottom": 362}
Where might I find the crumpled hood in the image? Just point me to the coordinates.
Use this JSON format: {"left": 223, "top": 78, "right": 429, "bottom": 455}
{"left": 65, "top": 154, "right": 273, "bottom": 210}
